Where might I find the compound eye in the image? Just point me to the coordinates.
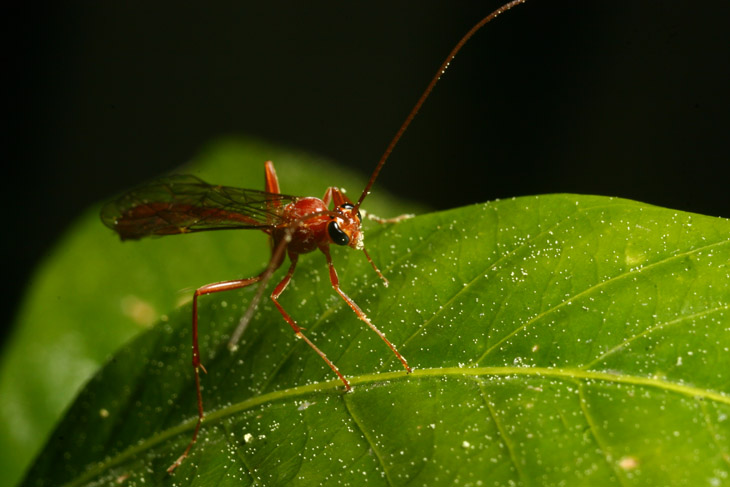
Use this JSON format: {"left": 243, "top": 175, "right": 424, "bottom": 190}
{"left": 328, "top": 220, "right": 350, "bottom": 246}
{"left": 342, "top": 203, "right": 361, "bottom": 221}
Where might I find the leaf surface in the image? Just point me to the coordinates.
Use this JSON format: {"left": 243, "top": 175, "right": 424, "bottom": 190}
{"left": 24, "top": 195, "right": 730, "bottom": 486}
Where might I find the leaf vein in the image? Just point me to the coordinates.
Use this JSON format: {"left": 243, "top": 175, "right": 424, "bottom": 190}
{"left": 475, "top": 238, "right": 729, "bottom": 364}
{"left": 583, "top": 303, "right": 730, "bottom": 369}
{"left": 476, "top": 381, "right": 526, "bottom": 485}
{"left": 342, "top": 394, "right": 395, "bottom": 487}
{"left": 577, "top": 383, "right": 627, "bottom": 487}
{"left": 220, "top": 420, "right": 260, "bottom": 485}
{"left": 396, "top": 202, "right": 632, "bottom": 361}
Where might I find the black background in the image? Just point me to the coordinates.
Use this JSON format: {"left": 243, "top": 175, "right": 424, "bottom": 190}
{"left": 5, "top": 1, "right": 729, "bottom": 345}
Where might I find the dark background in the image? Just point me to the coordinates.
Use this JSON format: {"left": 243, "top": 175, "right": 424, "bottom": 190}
{"left": 5, "top": 1, "right": 729, "bottom": 345}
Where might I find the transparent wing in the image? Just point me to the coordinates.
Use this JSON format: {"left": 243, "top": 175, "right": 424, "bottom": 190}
{"left": 100, "top": 175, "right": 300, "bottom": 240}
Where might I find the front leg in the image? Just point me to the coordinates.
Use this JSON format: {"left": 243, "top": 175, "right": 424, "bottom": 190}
{"left": 320, "top": 246, "right": 411, "bottom": 373}
{"left": 360, "top": 208, "right": 414, "bottom": 224}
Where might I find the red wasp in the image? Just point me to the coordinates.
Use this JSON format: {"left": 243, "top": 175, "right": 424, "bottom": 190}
{"left": 101, "top": 0, "right": 527, "bottom": 473}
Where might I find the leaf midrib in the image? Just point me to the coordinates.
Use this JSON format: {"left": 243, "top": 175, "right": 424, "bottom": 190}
{"left": 65, "top": 365, "right": 730, "bottom": 487}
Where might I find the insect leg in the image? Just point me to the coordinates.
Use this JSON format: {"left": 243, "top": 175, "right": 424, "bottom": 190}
{"left": 270, "top": 253, "right": 352, "bottom": 391}
{"left": 322, "top": 187, "right": 334, "bottom": 207}
{"left": 167, "top": 275, "right": 266, "bottom": 473}
{"left": 320, "top": 246, "right": 411, "bottom": 373}
{"left": 170, "top": 226, "right": 295, "bottom": 472}
{"left": 362, "top": 210, "right": 414, "bottom": 224}
{"left": 264, "top": 160, "right": 281, "bottom": 196}
{"left": 227, "top": 234, "right": 289, "bottom": 351}
{"left": 361, "top": 247, "right": 389, "bottom": 286}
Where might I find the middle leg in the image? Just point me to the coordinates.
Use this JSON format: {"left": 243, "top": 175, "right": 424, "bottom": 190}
{"left": 270, "top": 253, "right": 352, "bottom": 390}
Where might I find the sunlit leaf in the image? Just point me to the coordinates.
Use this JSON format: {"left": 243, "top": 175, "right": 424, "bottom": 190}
{"left": 24, "top": 195, "right": 730, "bottom": 486}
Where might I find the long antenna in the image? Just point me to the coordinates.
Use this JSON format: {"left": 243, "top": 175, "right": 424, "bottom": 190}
{"left": 355, "top": 0, "right": 527, "bottom": 209}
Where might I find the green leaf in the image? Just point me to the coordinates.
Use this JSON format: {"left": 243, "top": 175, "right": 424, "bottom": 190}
{"left": 0, "top": 137, "right": 421, "bottom": 487}
{"left": 23, "top": 195, "right": 730, "bottom": 486}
